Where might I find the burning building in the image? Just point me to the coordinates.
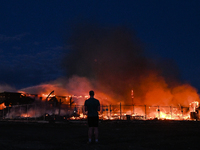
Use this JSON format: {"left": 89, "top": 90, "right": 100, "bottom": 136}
{"left": 0, "top": 25, "right": 199, "bottom": 121}
{"left": 0, "top": 87, "right": 199, "bottom": 121}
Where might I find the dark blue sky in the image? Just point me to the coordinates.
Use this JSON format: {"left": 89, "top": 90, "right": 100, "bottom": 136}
{"left": 0, "top": 0, "right": 199, "bottom": 91}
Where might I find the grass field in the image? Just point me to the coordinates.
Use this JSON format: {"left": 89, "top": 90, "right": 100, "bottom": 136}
{"left": 0, "top": 120, "right": 199, "bottom": 150}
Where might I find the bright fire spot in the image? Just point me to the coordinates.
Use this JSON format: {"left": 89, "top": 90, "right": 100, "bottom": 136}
{"left": 190, "top": 101, "right": 199, "bottom": 112}
{"left": 20, "top": 114, "right": 30, "bottom": 118}
{"left": 0, "top": 103, "right": 6, "bottom": 110}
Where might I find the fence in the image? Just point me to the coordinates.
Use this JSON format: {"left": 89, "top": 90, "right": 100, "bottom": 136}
{"left": 100, "top": 104, "right": 191, "bottom": 120}
{"left": 0, "top": 102, "right": 193, "bottom": 121}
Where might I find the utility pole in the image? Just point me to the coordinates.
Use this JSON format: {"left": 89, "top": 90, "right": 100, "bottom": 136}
{"left": 131, "top": 90, "right": 134, "bottom": 115}
{"left": 131, "top": 89, "right": 134, "bottom": 105}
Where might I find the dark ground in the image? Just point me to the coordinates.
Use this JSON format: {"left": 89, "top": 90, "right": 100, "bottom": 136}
{"left": 0, "top": 120, "right": 199, "bottom": 150}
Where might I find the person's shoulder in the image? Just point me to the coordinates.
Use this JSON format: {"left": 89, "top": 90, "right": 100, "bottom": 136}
{"left": 86, "top": 98, "right": 91, "bottom": 101}
{"left": 85, "top": 98, "right": 92, "bottom": 103}
{"left": 85, "top": 99, "right": 89, "bottom": 104}
{"left": 94, "top": 98, "right": 100, "bottom": 103}
{"left": 93, "top": 98, "right": 98, "bottom": 101}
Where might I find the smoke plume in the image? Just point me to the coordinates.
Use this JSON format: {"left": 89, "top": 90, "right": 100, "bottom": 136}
{"left": 61, "top": 24, "right": 199, "bottom": 106}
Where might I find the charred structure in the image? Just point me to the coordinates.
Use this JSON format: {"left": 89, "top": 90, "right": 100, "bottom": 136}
{"left": 0, "top": 92, "right": 35, "bottom": 106}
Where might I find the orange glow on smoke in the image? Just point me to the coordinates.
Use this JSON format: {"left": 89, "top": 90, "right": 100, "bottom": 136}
{"left": 136, "top": 73, "right": 199, "bottom": 107}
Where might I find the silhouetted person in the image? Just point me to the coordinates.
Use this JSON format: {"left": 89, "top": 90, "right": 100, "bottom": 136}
{"left": 84, "top": 90, "right": 100, "bottom": 144}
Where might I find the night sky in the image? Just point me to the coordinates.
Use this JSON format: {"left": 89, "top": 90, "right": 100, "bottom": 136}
{"left": 0, "top": 1, "right": 199, "bottom": 92}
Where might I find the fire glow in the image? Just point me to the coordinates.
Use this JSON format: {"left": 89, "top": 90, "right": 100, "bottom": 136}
{"left": 1, "top": 82, "right": 199, "bottom": 121}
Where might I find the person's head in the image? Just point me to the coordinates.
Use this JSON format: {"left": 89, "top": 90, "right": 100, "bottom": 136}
{"left": 89, "top": 90, "right": 94, "bottom": 97}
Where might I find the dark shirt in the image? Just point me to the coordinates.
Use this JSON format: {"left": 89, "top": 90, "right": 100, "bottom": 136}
{"left": 84, "top": 97, "right": 100, "bottom": 117}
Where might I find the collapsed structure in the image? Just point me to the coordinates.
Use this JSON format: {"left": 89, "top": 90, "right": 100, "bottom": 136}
{"left": 0, "top": 92, "right": 35, "bottom": 106}
{"left": 0, "top": 90, "right": 199, "bottom": 121}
